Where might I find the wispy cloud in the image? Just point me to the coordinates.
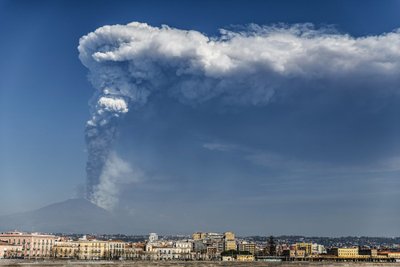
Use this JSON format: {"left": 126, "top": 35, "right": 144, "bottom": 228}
{"left": 202, "top": 142, "right": 237, "bottom": 152}
{"left": 203, "top": 140, "right": 400, "bottom": 175}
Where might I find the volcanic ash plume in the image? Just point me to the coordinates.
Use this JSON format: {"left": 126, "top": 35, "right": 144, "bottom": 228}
{"left": 78, "top": 22, "right": 400, "bottom": 209}
{"left": 84, "top": 95, "right": 130, "bottom": 206}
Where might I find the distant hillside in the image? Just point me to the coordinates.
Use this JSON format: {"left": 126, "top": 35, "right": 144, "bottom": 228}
{"left": 0, "top": 198, "right": 123, "bottom": 233}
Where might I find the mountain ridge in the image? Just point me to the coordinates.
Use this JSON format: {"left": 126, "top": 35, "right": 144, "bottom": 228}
{"left": 0, "top": 198, "right": 123, "bottom": 234}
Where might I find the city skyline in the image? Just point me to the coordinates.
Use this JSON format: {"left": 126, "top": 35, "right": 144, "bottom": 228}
{"left": 0, "top": 0, "right": 400, "bottom": 236}
{"left": 0, "top": 229, "right": 399, "bottom": 262}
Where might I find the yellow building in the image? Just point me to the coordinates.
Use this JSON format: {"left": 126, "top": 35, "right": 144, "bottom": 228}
{"left": 236, "top": 254, "right": 255, "bottom": 261}
{"left": 77, "top": 240, "right": 108, "bottom": 260}
{"left": 378, "top": 251, "right": 400, "bottom": 259}
{"left": 53, "top": 238, "right": 126, "bottom": 260}
{"left": 224, "top": 240, "right": 236, "bottom": 251}
{"left": 224, "top": 232, "right": 235, "bottom": 240}
{"left": 295, "top": 243, "right": 312, "bottom": 256}
{"left": 388, "top": 252, "right": 400, "bottom": 259}
{"left": 237, "top": 241, "right": 256, "bottom": 255}
{"left": 283, "top": 249, "right": 305, "bottom": 258}
{"left": 282, "top": 249, "right": 295, "bottom": 258}
{"left": 222, "top": 255, "right": 234, "bottom": 261}
{"left": 52, "top": 241, "right": 78, "bottom": 258}
{"left": 328, "top": 247, "right": 359, "bottom": 258}
{"left": 223, "top": 232, "right": 236, "bottom": 251}
{"left": 192, "top": 232, "right": 207, "bottom": 240}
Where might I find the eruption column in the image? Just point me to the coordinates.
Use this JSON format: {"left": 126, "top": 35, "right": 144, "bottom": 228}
{"left": 78, "top": 21, "right": 400, "bottom": 208}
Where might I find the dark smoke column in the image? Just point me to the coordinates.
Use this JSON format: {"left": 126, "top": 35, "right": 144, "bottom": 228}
{"left": 83, "top": 95, "right": 129, "bottom": 201}
{"left": 85, "top": 122, "right": 117, "bottom": 199}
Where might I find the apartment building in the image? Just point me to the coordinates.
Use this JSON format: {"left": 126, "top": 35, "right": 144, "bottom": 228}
{"left": 223, "top": 232, "right": 236, "bottom": 251}
{"left": 0, "top": 241, "right": 23, "bottom": 258}
{"left": 0, "top": 231, "right": 56, "bottom": 259}
{"left": 237, "top": 241, "right": 256, "bottom": 255}
{"left": 327, "top": 247, "right": 359, "bottom": 258}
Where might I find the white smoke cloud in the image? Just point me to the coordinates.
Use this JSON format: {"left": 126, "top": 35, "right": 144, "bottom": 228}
{"left": 90, "top": 151, "right": 143, "bottom": 210}
{"left": 98, "top": 96, "right": 129, "bottom": 114}
{"left": 87, "top": 96, "right": 128, "bottom": 127}
{"left": 78, "top": 22, "right": 400, "bottom": 209}
{"left": 79, "top": 22, "right": 400, "bottom": 107}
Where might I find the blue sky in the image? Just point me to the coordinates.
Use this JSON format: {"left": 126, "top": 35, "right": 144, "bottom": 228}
{"left": 1, "top": 0, "right": 400, "bottom": 236}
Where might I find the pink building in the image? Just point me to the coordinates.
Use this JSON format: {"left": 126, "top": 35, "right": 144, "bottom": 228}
{"left": 0, "top": 231, "right": 57, "bottom": 259}
{"left": 0, "top": 241, "right": 23, "bottom": 258}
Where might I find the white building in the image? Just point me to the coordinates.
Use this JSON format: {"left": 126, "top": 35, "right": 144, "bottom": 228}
{"left": 312, "top": 243, "right": 326, "bottom": 254}
{"left": 175, "top": 240, "right": 192, "bottom": 250}
{"left": 146, "top": 240, "right": 192, "bottom": 260}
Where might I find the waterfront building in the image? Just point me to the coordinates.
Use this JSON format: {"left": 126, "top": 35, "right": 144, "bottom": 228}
{"left": 52, "top": 237, "right": 126, "bottom": 260}
{"left": 124, "top": 242, "right": 145, "bottom": 260}
{"left": 359, "top": 248, "right": 378, "bottom": 257}
{"left": 378, "top": 251, "right": 400, "bottom": 259}
{"left": 236, "top": 254, "right": 255, "bottom": 261}
{"left": 327, "top": 247, "right": 359, "bottom": 258}
{"left": 52, "top": 241, "right": 78, "bottom": 258}
{"left": 295, "top": 242, "right": 312, "bottom": 256}
{"left": 147, "top": 246, "right": 192, "bottom": 260}
{"left": 0, "top": 241, "right": 23, "bottom": 258}
{"left": 222, "top": 255, "right": 234, "bottom": 261}
{"left": 145, "top": 240, "right": 192, "bottom": 260}
{"left": 282, "top": 248, "right": 305, "bottom": 258}
{"left": 296, "top": 249, "right": 306, "bottom": 257}
{"left": 0, "top": 231, "right": 56, "bottom": 259}
{"left": 312, "top": 243, "right": 326, "bottom": 254}
{"left": 108, "top": 240, "right": 126, "bottom": 259}
{"left": 76, "top": 239, "right": 108, "bottom": 260}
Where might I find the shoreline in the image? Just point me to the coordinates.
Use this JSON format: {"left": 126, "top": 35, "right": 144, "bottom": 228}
{"left": 1, "top": 260, "right": 400, "bottom": 267}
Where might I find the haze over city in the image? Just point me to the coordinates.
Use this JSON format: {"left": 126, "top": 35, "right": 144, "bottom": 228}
{"left": 0, "top": 0, "right": 399, "bottom": 237}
